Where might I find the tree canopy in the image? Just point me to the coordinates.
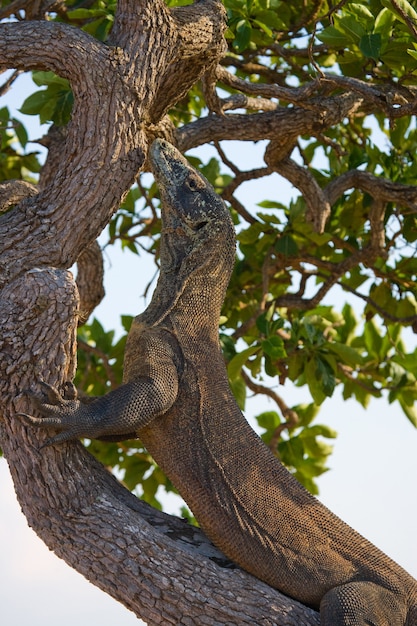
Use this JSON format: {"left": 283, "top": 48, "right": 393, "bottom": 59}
{"left": 1, "top": 0, "right": 417, "bottom": 622}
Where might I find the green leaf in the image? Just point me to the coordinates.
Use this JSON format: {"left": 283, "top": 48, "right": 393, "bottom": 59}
{"left": 86, "top": 440, "right": 121, "bottom": 469}
{"left": 253, "top": 19, "right": 273, "bottom": 38}
{"left": 328, "top": 342, "right": 364, "bottom": 367}
{"left": 32, "top": 71, "right": 69, "bottom": 88}
{"left": 336, "top": 16, "right": 366, "bottom": 42}
{"left": 279, "top": 435, "right": 304, "bottom": 467}
{"left": 238, "top": 222, "right": 265, "bottom": 244}
{"left": 389, "top": 116, "right": 411, "bottom": 148}
{"left": 258, "top": 212, "right": 281, "bottom": 225}
{"left": 13, "top": 119, "right": 28, "bottom": 147}
{"left": 254, "top": 9, "right": 285, "bottom": 30}
{"left": 294, "top": 458, "right": 329, "bottom": 479}
{"left": 293, "top": 403, "right": 320, "bottom": 427}
{"left": 399, "top": 395, "right": 417, "bottom": 427}
{"left": 257, "top": 410, "right": 281, "bottom": 430}
{"left": 305, "top": 356, "right": 335, "bottom": 404}
{"left": 256, "top": 309, "right": 274, "bottom": 334}
{"left": 367, "top": 281, "right": 392, "bottom": 316}
{"left": 123, "top": 457, "right": 152, "bottom": 491}
{"left": 396, "top": 296, "right": 417, "bottom": 320}
{"left": 359, "top": 33, "right": 381, "bottom": 60}
{"left": 346, "top": 3, "right": 374, "bottom": 23}
{"left": 316, "top": 356, "right": 336, "bottom": 398}
{"left": 257, "top": 199, "right": 287, "bottom": 210}
{"left": 262, "top": 335, "right": 286, "bottom": 359}
{"left": 363, "top": 320, "right": 383, "bottom": 359}
{"left": 0, "top": 106, "right": 9, "bottom": 122}
{"left": 220, "top": 333, "right": 236, "bottom": 361}
{"left": 374, "top": 8, "right": 396, "bottom": 34}
{"left": 317, "top": 26, "right": 351, "bottom": 48}
{"left": 53, "top": 89, "right": 74, "bottom": 125}
{"left": 275, "top": 234, "right": 298, "bottom": 256}
{"left": 300, "top": 436, "right": 333, "bottom": 459}
{"left": 233, "top": 19, "right": 252, "bottom": 52}
{"left": 227, "top": 345, "right": 260, "bottom": 380}
{"left": 381, "top": 41, "right": 416, "bottom": 69}
{"left": 20, "top": 90, "right": 51, "bottom": 116}
{"left": 19, "top": 82, "right": 73, "bottom": 125}
{"left": 305, "top": 358, "right": 326, "bottom": 405}
{"left": 299, "top": 424, "right": 337, "bottom": 439}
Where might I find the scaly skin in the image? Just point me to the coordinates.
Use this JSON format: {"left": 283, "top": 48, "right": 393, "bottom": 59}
{"left": 20, "top": 140, "right": 417, "bottom": 625}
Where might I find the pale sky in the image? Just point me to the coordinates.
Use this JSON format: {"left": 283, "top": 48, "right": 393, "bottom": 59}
{"left": 1, "top": 71, "right": 416, "bottom": 626}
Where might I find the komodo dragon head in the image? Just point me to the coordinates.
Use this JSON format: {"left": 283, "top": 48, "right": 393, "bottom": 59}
{"left": 149, "top": 139, "right": 236, "bottom": 316}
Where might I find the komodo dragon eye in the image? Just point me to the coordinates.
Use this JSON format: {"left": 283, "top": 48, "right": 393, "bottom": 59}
{"left": 185, "top": 176, "right": 199, "bottom": 191}
{"left": 195, "top": 220, "right": 208, "bottom": 231}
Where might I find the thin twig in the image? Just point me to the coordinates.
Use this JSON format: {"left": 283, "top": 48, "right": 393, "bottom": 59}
{"left": 241, "top": 370, "right": 299, "bottom": 452}
{"left": 77, "top": 338, "right": 119, "bottom": 390}
{"left": 390, "top": 0, "right": 417, "bottom": 39}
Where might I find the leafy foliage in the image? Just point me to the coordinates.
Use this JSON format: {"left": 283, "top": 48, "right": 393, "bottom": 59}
{"left": 2, "top": 0, "right": 417, "bottom": 506}
{"left": 20, "top": 72, "right": 73, "bottom": 126}
{"left": 0, "top": 106, "right": 41, "bottom": 180}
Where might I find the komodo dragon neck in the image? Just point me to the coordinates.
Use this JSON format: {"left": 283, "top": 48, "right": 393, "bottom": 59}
{"left": 137, "top": 140, "right": 235, "bottom": 336}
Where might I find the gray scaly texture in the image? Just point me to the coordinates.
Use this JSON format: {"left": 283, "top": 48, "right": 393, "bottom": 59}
{"left": 20, "top": 139, "right": 417, "bottom": 625}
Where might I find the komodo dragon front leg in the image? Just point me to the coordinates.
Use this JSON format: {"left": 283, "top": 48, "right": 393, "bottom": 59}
{"left": 19, "top": 328, "right": 180, "bottom": 446}
{"left": 19, "top": 139, "right": 417, "bottom": 625}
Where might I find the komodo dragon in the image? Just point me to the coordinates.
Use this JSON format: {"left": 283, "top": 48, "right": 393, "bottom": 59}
{"left": 20, "top": 139, "right": 417, "bottom": 625}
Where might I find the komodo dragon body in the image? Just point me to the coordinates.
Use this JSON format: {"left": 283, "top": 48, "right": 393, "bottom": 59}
{"left": 22, "top": 139, "right": 417, "bottom": 625}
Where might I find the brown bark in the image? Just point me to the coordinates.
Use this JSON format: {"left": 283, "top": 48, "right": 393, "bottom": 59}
{"left": 176, "top": 92, "right": 363, "bottom": 152}
{"left": 76, "top": 241, "right": 105, "bottom": 324}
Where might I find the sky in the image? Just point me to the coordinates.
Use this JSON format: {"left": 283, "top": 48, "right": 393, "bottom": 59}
{"left": 1, "top": 69, "right": 416, "bottom": 626}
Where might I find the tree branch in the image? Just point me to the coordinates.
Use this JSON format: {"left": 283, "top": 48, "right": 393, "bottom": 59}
{"left": 77, "top": 338, "right": 118, "bottom": 388}
{"left": 241, "top": 370, "right": 299, "bottom": 454}
{"left": 177, "top": 92, "right": 362, "bottom": 151}
{"left": 322, "top": 74, "right": 417, "bottom": 117}
{"left": 0, "top": 0, "right": 64, "bottom": 20}
{"left": 266, "top": 155, "right": 331, "bottom": 233}
{"left": 0, "top": 21, "right": 109, "bottom": 80}
{"left": 0, "top": 179, "right": 38, "bottom": 212}
{"left": 221, "top": 163, "right": 272, "bottom": 224}
{"left": 220, "top": 93, "right": 279, "bottom": 112}
{"left": 0, "top": 68, "right": 22, "bottom": 95}
{"left": 216, "top": 65, "right": 324, "bottom": 104}
{"left": 3, "top": 5, "right": 319, "bottom": 622}
{"left": 325, "top": 170, "right": 417, "bottom": 209}
{"left": 76, "top": 241, "right": 105, "bottom": 324}
{"left": 0, "top": 20, "right": 142, "bottom": 286}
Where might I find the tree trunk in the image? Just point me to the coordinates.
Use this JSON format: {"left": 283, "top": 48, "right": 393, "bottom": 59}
{"left": 0, "top": 1, "right": 320, "bottom": 623}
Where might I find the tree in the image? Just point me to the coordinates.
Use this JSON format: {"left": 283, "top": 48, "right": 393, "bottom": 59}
{"left": 1, "top": 0, "right": 417, "bottom": 623}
